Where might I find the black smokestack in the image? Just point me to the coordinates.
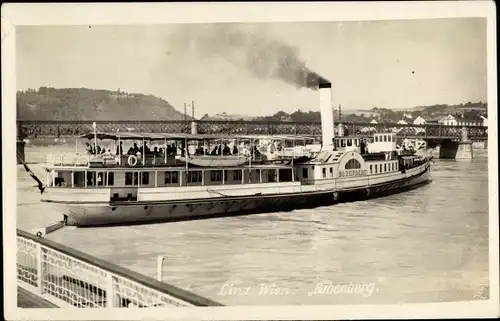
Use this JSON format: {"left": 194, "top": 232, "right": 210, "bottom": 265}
{"left": 169, "top": 24, "right": 329, "bottom": 90}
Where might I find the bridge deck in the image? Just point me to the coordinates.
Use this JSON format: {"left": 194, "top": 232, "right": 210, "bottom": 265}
{"left": 17, "top": 120, "right": 488, "bottom": 141}
{"left": 18, "top": 286, "right": 58, "bottom": 308}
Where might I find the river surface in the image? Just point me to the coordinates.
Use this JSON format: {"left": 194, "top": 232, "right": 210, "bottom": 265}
{"left": 16, "top": 144, "right": 490, "bottom": 305}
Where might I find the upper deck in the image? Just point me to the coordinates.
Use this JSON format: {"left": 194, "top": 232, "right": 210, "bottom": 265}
{"left": 47, "top": 132, "right": 320, "bottom": 169}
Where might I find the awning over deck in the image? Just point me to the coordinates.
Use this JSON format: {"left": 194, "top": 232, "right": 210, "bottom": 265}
{"left": 79, "top": 132, "right": 316, "bottom": 142}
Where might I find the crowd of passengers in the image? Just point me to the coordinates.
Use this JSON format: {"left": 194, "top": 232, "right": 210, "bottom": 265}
{"left": 85, "top": 141, "right": 263, "bottom": 157}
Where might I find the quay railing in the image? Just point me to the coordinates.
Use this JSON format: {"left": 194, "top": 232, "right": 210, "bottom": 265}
{"left": 16, "top": 229, "right": 223, "bottom": 307}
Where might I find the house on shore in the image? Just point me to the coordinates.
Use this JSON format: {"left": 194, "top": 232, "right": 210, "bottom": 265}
{"left": 438, "top": 113, "right": 487, "bottom": 127}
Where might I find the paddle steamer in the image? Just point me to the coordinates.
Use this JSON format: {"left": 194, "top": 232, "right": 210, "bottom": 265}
{"left": 38, "top": 83, "right": 431, "bottom": 227}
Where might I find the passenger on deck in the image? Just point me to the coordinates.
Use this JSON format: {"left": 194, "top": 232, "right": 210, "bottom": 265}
{"left": 116, "top": 141, "right": 124, "bottom": 156}
{"left": 233, "top": 145, "right": 238, "bottom": 155}
{"left": 143, "top": 142, "right": 151, "bottom": 154}
{"left": 217, "top": 145, "right": 222, "bottom": 156}
{"left": 360, "top": 140, "right": 366, "bottom": 154}
{"left": 210, "top": 147, "right": 218, "bottom": 156}
{"left": 223, "top": 144, "right": 231, "bottom": 156}
{"left": 167, "top": 144, "right": 175, "bottom": 156}
{"left": 153, "top": 147, "right": 159, "bottom": 156}
{"left": 132, "top": 143, "right": 140, "bottom": 154}
{"left": 127, "top": 146, "right": 135, "bottom": 155}
{"left": 97, "top": 145, "right": 102, "bottom": 154}
{"left": 85, "top": 143, "right": 93, "bottom": 155}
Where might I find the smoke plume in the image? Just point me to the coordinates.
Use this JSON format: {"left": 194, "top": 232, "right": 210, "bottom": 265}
{"left": 168, "top": 24, "right": 329, "bottom": 90}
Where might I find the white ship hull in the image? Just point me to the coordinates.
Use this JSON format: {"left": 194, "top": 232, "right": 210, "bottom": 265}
{"left": 46, "top": 163, "right": 431, "bottom": 227}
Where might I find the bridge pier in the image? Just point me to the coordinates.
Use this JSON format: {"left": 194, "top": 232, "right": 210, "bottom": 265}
{"left": 191, "top": 121, "right": 198, "bottom": 135}
{"left": 455, "top": 142, "right": 473, "bottom": 160}
{"left": 437, "top": 127, "right": 473, "bottom": 160}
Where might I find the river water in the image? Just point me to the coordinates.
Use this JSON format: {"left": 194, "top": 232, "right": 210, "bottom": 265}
{"left": 16, "top": 144, "right": 490, "bottom": 305}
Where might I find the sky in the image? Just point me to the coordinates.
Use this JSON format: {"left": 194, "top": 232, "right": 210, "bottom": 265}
{"left": 16, "top": 18, "right": 487, "bottom": 118}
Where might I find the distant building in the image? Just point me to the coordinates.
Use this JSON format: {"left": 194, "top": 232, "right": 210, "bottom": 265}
{"left": 426, "top": 116, "right": 442, "bottom": 124}
{"left": 413, "top": 116, "right": 427, "bottom": 125}
{"left": 480, "top": 115, "right": 488, "bottom": 127}
{"left": 397, "top": 119, "right": 408, "bottom": 125}
{"left": 456, "top": 115, "right": 484, "bottom": 127}
{"left": 438, "top": 113, "right": 485, "bottom": 126}
{"left": 350, "top": 110, "right": 381, "bottom": 119}
{"left": 438, "top": 114, "right": 458, "bottom": 126}
{"left": 369, "top": 119, "right": 378, "bottom": 124}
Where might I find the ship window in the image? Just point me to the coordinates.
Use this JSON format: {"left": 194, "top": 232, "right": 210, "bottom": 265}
{"left": 374, "top": 165, "right": 378, "bottom": 173}
{"left": 210, "top": 170, "right": 223, "bottom": 182}
{"left": 379, "top": 164, "right": 382, "bottom": 172}
{"left": 384, "top": 164, "right": 387, "bottom": 172}
{"left": 375, "top": 136, "right": 379, "bottom": 142}
{"left": 196, "top": 171, "right": 203, "bottom": 183}
{"left": 164, "top": 171, "right": 179, "bottom": 184}
{"left": 383, "top": 135, "right": 387, "bottom": 142}
{"left": 74, "top": 171, "right": 85, "bottom": 187}
{"left": 355, "top": 139, "right": 360, "bottom": 147}
{"left": 302, "top": 168, "right": 308, "bottom": 179}
{"left": 329, "top": 167, "right": 333, "bottom": 175}
{"left": 347, "top": 139, "right": 352, "bottom": 147}
{"left": 86, "top": 171, "right": 95, "bottom": 186}
{"left": 108, "top": 172, "right": 114, "bottom": 186}
{"left": 187, "top": 171, "right": 203, "bottom": 183}
{"left": 345, "top": 159, "right": 361, "bottom": 170}
{"left": 125, "top": 172, "right": 138, "bottom": 186}
{"left": 233, "top": 170, "right": 242, "bottom": 181}
{"left": 322, "top": 168, "right": 326, "bottom": 178}
{"left": 141, "top": 172, "right": 150, "bottom": 185}
{"left": 370, "top": 165, "right": 372, "bottom": 174}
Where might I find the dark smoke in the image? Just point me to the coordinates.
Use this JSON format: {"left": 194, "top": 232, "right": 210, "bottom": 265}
{"left": 168, "top": 24, "right": 329, "bottom": 90}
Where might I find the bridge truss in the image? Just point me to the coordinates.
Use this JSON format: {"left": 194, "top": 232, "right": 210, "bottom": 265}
{"left": 17, "top": 120, "right": 488, "bottom": 141}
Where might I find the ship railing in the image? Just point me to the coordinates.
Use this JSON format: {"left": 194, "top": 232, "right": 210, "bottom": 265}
{"left": 46, "top": 153, "right": 90, "bottom": 167}
{"left": 16, "top": 229, "right": 223, "bottom": 307}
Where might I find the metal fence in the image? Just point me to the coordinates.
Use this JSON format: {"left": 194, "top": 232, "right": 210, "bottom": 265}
{"left": 16, "top": 229, "right": 223, "bottom": 307}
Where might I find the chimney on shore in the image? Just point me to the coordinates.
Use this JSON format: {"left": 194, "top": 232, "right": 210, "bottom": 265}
{"left": 319, "top": 82, "right": 334, "bottom": 150}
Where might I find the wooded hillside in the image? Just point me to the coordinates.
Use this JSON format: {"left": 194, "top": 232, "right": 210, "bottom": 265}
{"left": 17, "top": 87, "right": 192, "bottom": 121}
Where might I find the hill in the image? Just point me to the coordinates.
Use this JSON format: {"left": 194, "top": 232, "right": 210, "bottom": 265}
{"left": 16, "top": 87, "right": 192, "bottom": 121}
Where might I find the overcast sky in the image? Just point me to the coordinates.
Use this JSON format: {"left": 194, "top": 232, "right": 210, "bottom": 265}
{"left": 17, "top": 18, "right": 487, "bottom": 118}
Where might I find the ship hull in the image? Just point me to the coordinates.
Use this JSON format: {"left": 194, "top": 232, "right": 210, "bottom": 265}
{"left": 57, "top": 164, "right": 430, "bottom": 227}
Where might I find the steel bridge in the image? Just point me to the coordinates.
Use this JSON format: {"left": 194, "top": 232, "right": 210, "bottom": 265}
{"left": 17, "top": 120, "right": 488, "bottom": 141}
